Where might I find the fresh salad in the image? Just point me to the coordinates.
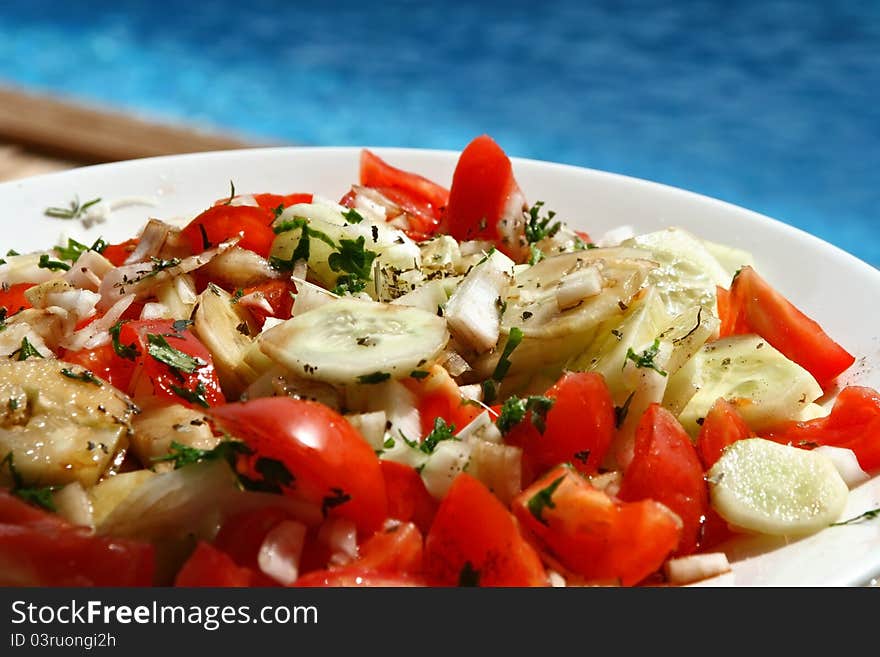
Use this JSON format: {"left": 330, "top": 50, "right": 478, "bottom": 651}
{"left": 1, "top": 135, "right": 878, "bottom": 587}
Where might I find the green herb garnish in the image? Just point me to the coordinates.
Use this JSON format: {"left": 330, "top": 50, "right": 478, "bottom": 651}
{"left": 44, "top": 196, "right": 102, "bottom": 220}
{"left": 419, "top": 417, "right": 458, "bottom": 454}
{"left": 832, "top": 507, "right": 880, "bottom": 526}
{"left": 169, "top": 381, "right": 210, "bottom": 408}
{"left": 11, "top": 337, "right": 43, "bottom": 361}
{"left": 37, "top": 254, "right": 70, "bottom": 271}
{"left": 59, "top": 367, "right": 103, "bottom": 386}
{"left": 524, "top": 201, "right": 561, "bottom": 245}
{"left": 109, "top": 321, "right": 139, "bottom": 360}
{"left": 357, "top": 371, "right": 391, "bottom": 384}
{"left": 1, "top": 452, "right": 58, "bottom": 512}
{"left": 496, "top": 395, "right": 555, "bottom": 434}
{"left": 321, "top": 487, "right": 352, "bottom": 516}
{"left": 625, "top": 338, "right": 667, "bottom": 376}
{"left": 342, "top": 208, "right": 364, "bottom": 224}
{"left": 527, "top": 474, "right": 565, "bottom": 526}
{"left": 146, "top": 334, "right": 205, "bottom": 374}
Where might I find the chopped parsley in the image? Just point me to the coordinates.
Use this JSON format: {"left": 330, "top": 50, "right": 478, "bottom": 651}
{"left": 357, "top": 371, "right": 391, "bottom": 384}
{"left": 321, "top": 487, "right": 352, "bottom": 516}
{"left": 342, "top": 208, "right": 365, "bottom": 224}
{"left": 524, "top": 201, "right": 561, "bottom": 245}
{"left": 59, "top": 367, "right": 103, "bottom": 386}
{"left": 11, "top": 337, "right": 43, "bottom": 361}
{"left": 528, "top": 244, "right": 544, "bottom": 265}
{"left": 496, "top": 395, "right": 555, "bottom": 434}
{"left": 109, "top": 321, "right": 139, "bottom": 360}
{"left": 410, "top": 369, "right": 430, "bottom": 380}
{"left": 328, "top": 236, "right": 378, "bottom": 294}
{"left": 481, "top": 327, "right": 524, "bottom": 404}
{"left": 272, "top": 204, "right": 285, "bottom": 219}
{"left": 54, "top": 237, "right": 107, "bottom": 262}
{"left": 419, "top": 417, "right": 458, "bottom": 454}
{"left": 169, "top": 382, "right": 211, "bottom": 408}
{"left": 625, "top": 338, "right": 667, "bottom": 376}
{"left": 146, "top": 334, "right": 205, "bottom": 374}
{"left": 1, "top": 452, "right": 57, "bottom": 512}
{"left": 527, "top": 474, "right": 565, "bottom": 526}
{"left": 383, "top": 437, "right": 396, "bottom": 450}
{"left": 37, "top": 254, "right": 71, "bottom": 271}
{"left": 270, "top": 217, "right": 337, "bottom": 270}
{"left": 171, "top": 319, "right": 193, "bottom": 333}
{"left": 223, "top": 180, "right": 236, "bottom": 205}
{"left": 43, "top": 196, "right": 102, "bottom": 220}
{"left": 241, "top": 457, "right": 296, "bottom": 494}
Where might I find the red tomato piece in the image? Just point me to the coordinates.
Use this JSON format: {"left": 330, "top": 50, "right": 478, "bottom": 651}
{"left": 181, "top": 204, "right": 276, "bottom": 257}
{"left": 763, "top": 386, "right": 880, "bottom": 472}
{"left": 361, "top": 149, "right": 449, "bottom": 219}
{"left": 696, "top": 398, "right": 754, "bottom": 469}
{"left": 207, "top": 398, "right": 388, "bottom": 534}
{"left": 213, "top": 506, "right": 300, "bottom": 573}
{"left": 727, "top": 266, "right": 854, "bottom": 389}
{"left": 251, "top": 193, "right": 313, "bottom": 213}
{"left": 175, "top": 541, "right": 257, "bottom": 587}
{"left": 295, "top": 568, "right": 425, "bottom": 587}
{"left": 60, "top": 343, "right": 135, "bottom": 392}
{"left": 0, "top": 490, "right": 154, "bottom": 586}
{"left": 119, "top": 319, "right": 225, "bottom": 408}
{"left": 380, "top": 461, "right": 438, "bottom": 535}
{"left": 511, "top": 465, "right": 680, "bottom": 586}
{"left": 423, "top": 473, "right": 548, "bottom": 586}
{"left": 404, "top": 366, "right": 483, "bottom": 439}
{"left": 715, "top": 285, "right": 733, "bottom": 338}
{"left": 101, "top": 238, "right": 139, "bottom": 266}
{"left": 503, "top": 371, "right": 615, "bottom": 482}
{"left": 241, "top": 279, "right": 296, "bottom": 329}
{"left": 443, "top": 135, "right": 527, "bottom": 258}
{"left": 618, "top": 404, "right": 708, "bottom": 556}
{"left": 355, "top": 522, "right": 424, "bottom": 576}
{"left": 0, "top": 282, "right": 33, "bottom": 316}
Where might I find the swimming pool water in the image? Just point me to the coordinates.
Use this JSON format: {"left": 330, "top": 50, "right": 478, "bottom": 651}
{"left": 1, "top": 0, "right": 878, "bottom": 266}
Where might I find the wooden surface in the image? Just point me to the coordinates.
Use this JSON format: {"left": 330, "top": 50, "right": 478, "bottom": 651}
{"left": 0, "top": 85, "right": 267, "bottom": 179}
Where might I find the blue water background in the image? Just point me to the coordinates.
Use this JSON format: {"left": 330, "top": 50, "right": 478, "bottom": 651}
{"left": 1, "top": 0, "right": 878, "bottom": 265}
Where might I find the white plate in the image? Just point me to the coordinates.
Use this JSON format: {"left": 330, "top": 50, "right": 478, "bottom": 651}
{"left": 2, "top": 147, "right": 879, "bottom": 586}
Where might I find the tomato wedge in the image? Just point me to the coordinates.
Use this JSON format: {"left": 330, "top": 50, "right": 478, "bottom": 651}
{"left": 175, "top": 541, "right": 257, "bottom": 587}
{"left": 295, "top": 568, "right": 425, "bottom": 587}
{"left": 119, "top": 319, "right": 225, "bottom": 408}
{"left": 181, "top": 204, "right": 276, "bottom": 257}
{"left": 60, "top": 343, "right": 135, "bottom": 392}
{"left": 380, "top": 461, "right": 438, "bottom": 535}
{"left": 240, "top": 278, "right": 296, "bottom": 329}
{"left": 101, "top": 238, "right": 139, "bottom": 266}
{"left": 423, "top": 473, "right": 548, "bottom": 586}
{"left": 0, "top": 490, "right": 154, "bottom": 586}
{"left": 696, "top": 398, "right": 754, "bottom": 469}
{"left": 511, "top": 465, "right": 681, "bottom": 586}
{"left": 354, "top": 522, "right": 424, "bottom": 576}
{"left": 251, "top": 193, "right": 313, "bottom": 212}
{"left": 618, "top": 404, "right": 707, "bottom": 556}
{"left": 502, "top": 371, "right": 615, "bottom": 482}
{"left": 443, "top": 134, "right": 527, "bottom": 258}
{"left": 207, "top": 397, "right": 388, "bottom": 534}
{"left": 763, "top": 386, "right": 880, "bottom": 471}
{"left": 0, "top": 282, "right": 33, "bottom": 316}
{"left": 727, "top": 266, "right": 854, "bottom": 389}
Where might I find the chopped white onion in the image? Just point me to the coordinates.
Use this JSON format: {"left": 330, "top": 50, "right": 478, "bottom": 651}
{"left": 53, "top": 482, "right": 94, "bottom": 529}
{"left": 238, "top": 291, "right": 274, "bottom": 315}
{"left": 555, "top": 265, "right": 603, "bottom": 311}
{"left": 291, "top": 277, "right": 338, "bottom": 316}
{"left": 61, "top": 293, "right": 135, "bottom": 351}
{"left": 664, "top": 553, "right": 732, "bottom": 585}
{"left": 64, "top": 250, "right": 114, "bottom": 291}
{"left": 814, "top": 446, "right": 870, "bottom": 488}
{"left": 140, "top": 301, "right": 172, "bottom": 320}
{"left": 345, "top": 411, "right": 388, "bottom": 451}
{"left": 596, "top": 225, "right": 636, "bottom": 247}
{"left": 258, "top": 520, "right": 308, "bottom": 585}
{"left": 317, "top": 518, "right": 359, "bottom": 568}
{"left": 124, "top": 219, "right": 171, "bottom": 264}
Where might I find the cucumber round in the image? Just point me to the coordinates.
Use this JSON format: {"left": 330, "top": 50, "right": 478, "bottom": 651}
{"left": 708, "top": 438, "right": 849, "bottom": 536}
{"left": 258, "top": 298, "right": 449, "bottom": 385}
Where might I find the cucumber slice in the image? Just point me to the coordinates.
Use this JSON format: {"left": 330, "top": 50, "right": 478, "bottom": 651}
{"left": 258, "top": 298, "right": 449, "bottom": 385}
{"left": 569, "top": 286, "right": 670, "bottom": 403}
{"left": 708, "top": 438, "right": 848, "bottom": 536}
{"left": 623, "top": 227, "right": 729, "bottom": 316}
{"left": 677, "top": 334, "right": 822, "bottom": 436}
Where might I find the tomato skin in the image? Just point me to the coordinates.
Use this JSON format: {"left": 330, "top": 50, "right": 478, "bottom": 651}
{"left": 295, "top": 567, "right": 426, "bottom": 587}
{"left": 716, "top": 285, "right": 733, "bottom": 338}
{"left": 119, "top": 319, "right": 225, "bottom": 408}
{"left": 443, "top": 134, "right": 525, "bottom": 257}
{"left": 404, "top": 366, "right": 483, "bottom": 439}
{"left": 727, "top": 266, "right": 854, "bottom": 389}
{"left": 763, "top": 386, "right": 880, "bottom": 472}
{"left": 181, "top": 205, "right": 276, "bottom": 257}
{"left": 380, "top": 461, "right": 438, "bottom": 535}
{"left": 696, "top": 398, "right": 754, "bottom": 469}
{"left": 241, "top": 279, "right": 296, "bottom": 329}
{"left": 101, "top": 238, "right": 139, "bottom": 266}
{"left": 60, "top": 343, "right": 135, "bottom": 391}
{"left": 503, "top": 372, "right": 615, "bottom": 482}
{"left": 207, "top": 398, "right": 388, "bottom": 534}
{"left": 0, "top": 490, "right": 155, "bottom": 586}
{"left": 360, "top": 149, "right": 449, "bottom": 221}
{"left": 251, "top": 193, "right": 313, "bottom": 212}
{"left": 511, "top": 465, "right": 680, "bottom": 586}
{"left": 0, "top": 282, "right": 33, "bottom": 316}
{"left": 618, "top": 404, "right": 707, "bottom": 556}
{"left": 213, "top": 507, "right": 299, "bottom": 574}
{"left": 423, "top": 473, "right": 548, "bottom": 587}
{"left": 175, "top": 541, "right": 257, "bottom": 587}
{"left": 355, "top": 522, "right": 424, "bottom": 576}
